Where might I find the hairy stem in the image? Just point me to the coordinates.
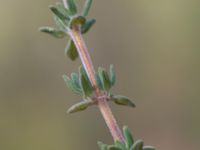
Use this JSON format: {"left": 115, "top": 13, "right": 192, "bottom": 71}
{"left": 68, "top": 26, "right": 125, "bottom": 142}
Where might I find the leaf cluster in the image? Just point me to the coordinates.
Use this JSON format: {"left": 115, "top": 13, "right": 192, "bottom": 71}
{"left": 63, "top": 65, "right": 93, "bottom": 98}
{"left": 39, "top": 0, "right": 96, "bottom": 61}
{"left": 98, "top": 126, "right": 156, "bottom": 150}
{"left": 63, "top": 65, "right": 135, "bottom": 114}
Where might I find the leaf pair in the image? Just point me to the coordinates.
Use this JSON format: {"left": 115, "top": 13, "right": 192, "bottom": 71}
{"left": 95, "top": 65, "right": 116, "bottom": 91}
{"left": 63, "top": 65, "right": 93, "bottom": 98}
{"left": 98, "top": 126, "right": 156, "bottom": 150}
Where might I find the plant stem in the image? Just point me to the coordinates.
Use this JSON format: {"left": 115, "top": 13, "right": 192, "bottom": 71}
{"left": 68, "top": 26, "right": 125, "bottom": 142}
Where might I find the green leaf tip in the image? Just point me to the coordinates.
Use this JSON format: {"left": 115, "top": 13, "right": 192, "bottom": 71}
{"left": 123, "top": 126, "right": 134, "bottom": 149}
{"left": 66, "top": 0, "right": 77, "bottom": 15}
{"left": 143, "top": 146, "right": 156, "bottom": 150}
{"left": 65, "top": 40, "right": 79, "bottom": 61}
{"left": 111, "top": 95, "right": 136, "bottom": 108}
{"left": 82, "top": 0, "right": 93, "bottom": 17}
{"left": 39, "top": 26, "right": 66, "bottom": 38}
{"left": 130, "top": 140, "right": 144, "bottom": 150}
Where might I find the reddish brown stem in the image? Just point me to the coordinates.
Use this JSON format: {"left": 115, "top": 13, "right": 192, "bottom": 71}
{"left": 68, "top": 26, "right": 125, "bottom": 142}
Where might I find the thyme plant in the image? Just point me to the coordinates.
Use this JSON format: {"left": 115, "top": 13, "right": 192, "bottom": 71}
{"left": 40, "top": 0, "right": 156, "bottom": 149}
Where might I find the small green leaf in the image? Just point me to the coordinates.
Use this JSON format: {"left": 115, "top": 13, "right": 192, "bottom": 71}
{"left": 98, "top": 142, "right": 108, "bottom": 150}
{"left": 130, "top": 140, "right": 144, "bottom": 150}
{"left": 82, "top": 0, "right": 93, "bottom": 17}
{"left": 123, "top": 126, "right": 134, "bottom": 149}
{"left": 69, "top": 15, "right": 86, "bottom": 28}
{"left": 107, "top": 145, "right": 122, "bottom": 150}
{"left": 39, "top": 27, "right": 66, "bottom": 38}
{"left": 111, "top": 95, "right": 136, "bottom": 108}
{"left": 56, "top": 2, "right": 71, "bottom": 18}
{"left": 65, "top": 40, "right": 79, "bottom": 61}
{"left": 98, "top": 67, "right": 111, "bottom": 91}
{"left": 67, "top": 0, "right": 77, "bottom": 15}
{"left": 143, "top": 146, "right": 156, "bottom": 150}
{"left": 81, "top": 19, "right": 96, "bottom": 34}
{"left": 109, "top": 64, "right": 116, "bottom": 86}
{"left": 80, "top": 74, "right": 93, "bottom": 97}
{"left": 49, "top": 5, "right": 69, "bottom": 21}
{"left": 63, "top": 74, "right": 82, "bottom": 94}
{"left": 67, "top": 101, "right": 92, "bottom": 114}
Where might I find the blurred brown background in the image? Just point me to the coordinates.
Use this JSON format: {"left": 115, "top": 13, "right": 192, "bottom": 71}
{"left": 0, "top": 0, "right": 200, "bottom": 150}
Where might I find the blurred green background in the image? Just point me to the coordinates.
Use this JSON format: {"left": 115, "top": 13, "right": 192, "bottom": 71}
{"left": 0, "top": 0, "right": 200, "bottom": 150}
